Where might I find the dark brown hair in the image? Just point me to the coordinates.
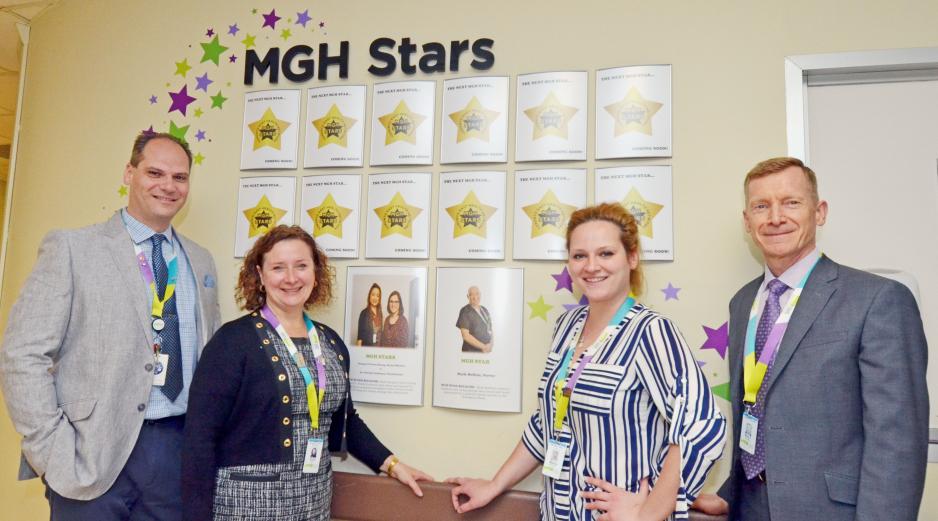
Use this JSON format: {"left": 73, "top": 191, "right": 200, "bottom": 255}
{"left": 565, "top": 202, "right": 644, "bottom": 296}
{"left": 129, "top": 131, "right": 193, "bottom": 168}
{"left": 366, "top": 283, "right": 383, "bottom": 328}
{"left": 386, "top": 290, "right": 404, "bottom": 318}
{"left": 236, "top": 225, "right": 334, "bottom": 311}
{"left": 744, "top": 157, "right": 818, "bottom": 201}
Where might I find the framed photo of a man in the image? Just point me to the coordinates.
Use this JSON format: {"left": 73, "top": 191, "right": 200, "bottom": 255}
{"left": 343, "top": 266, "right": 427, "bottom": 406}
{"left": 432, "top": 267, "right": 523, "bottom": 413}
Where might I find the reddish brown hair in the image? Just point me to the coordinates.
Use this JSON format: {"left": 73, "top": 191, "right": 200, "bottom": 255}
{"left": 565, "top": 202, "right": 644, "bottom": 296}
{"left": 236, "top": 225, "right": 334, "bottom": 311}
{"left": 744, "top": 157, "right": 818, "bottom": 201}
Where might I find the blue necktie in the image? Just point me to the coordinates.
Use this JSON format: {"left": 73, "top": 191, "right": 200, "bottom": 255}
{"left": 741, "top": 278, "right": 788, "bottom": 480}
{"left": 152, "top": 234, "right": 182, "bottom": 401}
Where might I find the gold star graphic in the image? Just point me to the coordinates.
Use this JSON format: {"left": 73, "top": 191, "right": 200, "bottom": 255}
{"left": 248, "top": 107, "right": 291, "bottom": 151}
{"left": 307, "top": 193, "right": 352, "bottom": 238}
{"left": 523, "top": 91, "right": 578, "bottom": 140}
{"left": 620, "top": 187, "right": 663, "bottom": 238}
{"left": 373, "top": 192, "right": 423, "bottom": 238}
{"left": 522, "top": 190, "right": 578, "bottom": 238}
{"left": 312, "top": 104, "right": 357, "bottom": 149}
{"left": 243, "top": 195, "right": 287, "bottom": 238}
{"left": 448, "top": 96, "right": 500, "bottom": 143}
{"left": 604, "top": 87, "right": 663, "bottom": 136}
{"left": 445, "top": 191, "right": 498, "bottom": 238}
{"left": 527, "top": 295, "right": 553, "bottom": 321}
{"left": 377, "top": 101, "right": 426, "bottom": 145}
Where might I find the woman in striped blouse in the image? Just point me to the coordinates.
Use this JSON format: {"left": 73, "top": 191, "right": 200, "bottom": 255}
{"left": 448, "top": 203, "right": 726, "bottom": 521}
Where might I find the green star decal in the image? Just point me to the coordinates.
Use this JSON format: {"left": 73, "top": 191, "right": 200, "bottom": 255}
{"left": 210, "top": 91, "right": 228, "bottom": 109}
{"left": 241, "top": 34, "right": 256, "bottom": 48}
{"left": 710, "top": 382, "right": 730, "bottom": 401}
{"left": 527, "top": 295, "right": 553, "bottom": 321}
{"left": 200, "top": 35, "right": 229, "bottom": 66}
{"left": 174, "top": 58, "right": 192, "bottom": 77}
{"left": 280, "top": 28, "right": 291, "bottom": 40}
{"left": 193, "top": 153, "right": 205, "bottom": 165}
{"left": 168, "top": 120, "right": 190, "bottom": 142}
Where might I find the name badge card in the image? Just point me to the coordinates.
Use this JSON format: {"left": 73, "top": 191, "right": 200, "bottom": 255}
{"left": 152, "top": 353, "right": 169, "bottom": 387}
{"left": 303, "top": 438, "right": 324, "bottom": 473}
{"left": 740, "top": 411, "right": 758, "bottom": 455}
{"left": 542, "top": 438, "right": 568, "bottom": 479}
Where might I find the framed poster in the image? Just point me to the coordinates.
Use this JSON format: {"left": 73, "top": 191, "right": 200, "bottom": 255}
{"left": 436, "top": 171, "right": 506, "bottom": 260}
{"left": 299, "top": 174, "right": 361, "bottom": 259}
{"left": 240, "top": 89, "right": 300, "bottom": 170}
{"left": 595, "top": 65, "right": 672, "bottom": 159}
{"left": 365, "top": 172, "right": 432, "bottom": 259}
{"left": 370, "top": 80, "right": 435, "bottom": 166}
{"left": 595, "top": 166, "right": 674, "bottom": 261}
{"left": 513, "top": 169, "right": 586, "bottom": 260}
{"left": 343, "top": 266, "right": 428, "bottom": 406}
{"left": 432, "top": 267, "right": 524, "bottom": 413}
{"left": 515, "top": 71, "right": 587, "bottom": 162}
{"left": 234, "top": 176, "right": 296, "bottom": 257}
{"left": 304, "top": 85, "right": 366, "bottom": 167}
{"left": 440, "top": 76, "right": 509, "bottom": 164}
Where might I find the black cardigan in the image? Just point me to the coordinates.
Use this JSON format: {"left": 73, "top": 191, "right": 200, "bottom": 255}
{"left": 181, "top": 312, "right": 392, "bottom": 521}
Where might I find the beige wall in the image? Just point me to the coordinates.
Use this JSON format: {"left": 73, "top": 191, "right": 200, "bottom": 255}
{"left": 0, "top": 0, "right": 935, "bottom": 518}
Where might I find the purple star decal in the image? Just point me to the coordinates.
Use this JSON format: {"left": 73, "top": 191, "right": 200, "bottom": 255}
{"left": 262, "top": 9, "right": 281, "bottom": 29}
{"left": 296, "top": 9, "right": 312, "bottom": 27}
{"left": 195, "top": 72, "right": 213, "bottom": 92}
{"left": 195, "top": 129, "right": 206, "bottom": 142}
{"left": 148, "top": 95, "right": 158, "bottom": 104}
{"left": 167, "top": 84, "right": 196, "bottom": 116}
{"left": 563, "top": 295, "right": 589, "bottom": 312}
{"left": 229, "top": 55, "right": 238, "bottom": 63}
{"left": 661, "top": 282, "right": 681, "bottom": 301}
{"left": 700, "top": 322, "right": 729, "bottom": 359}
{"left": 318, "top": 20, "right": 325, "bottom": 28}
{"left": 206, "top": 28, "right": 215, "bottom": 37}
{"left": 551, "top": 266, "right": 574, "bottom": 293}
{"left": 141, "top": 125, "right": 157, "bottom": 137}
{"left": 228, "top": 23, "right": 239, "bottom": 36}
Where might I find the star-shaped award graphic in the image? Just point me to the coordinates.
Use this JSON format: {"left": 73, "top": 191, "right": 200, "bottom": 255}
{"left": 522, "top": 190, "right": 578, "bottom": 238}
{"left": 620, "top": 187, "right": 663, "bottom": 239}
{"left": 448, "top": 96, "right": 500, "bottom": 143}
{"left": 312, "top": 104, "right": 357, "bottom": 148}
{"left": 374, "top": 192, "right": 423, "bottom": 238}
{"left": 445, "top": 191, "right": 497, "bottom": 238}
{"left": 248, "top": 107, "right": 291, "bottom": 150}
{"left": 307, "top": 194, "right": 352, "bottom": 238}
{"left": 604, "top": 87, "right": 663, "bottom": 136}
{"left": 523, "top": 91, "right": 578, "bottom": 140}
{"left": 378, "top": 100, "right": 426, "bottom": 145}
{"left": 243, "top": 195, "right": 287, "bottom": 238}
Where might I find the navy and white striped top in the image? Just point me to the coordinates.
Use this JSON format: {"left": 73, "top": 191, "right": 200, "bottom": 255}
{"left": 522, "top": 303, "right": 726, "bottom": 521}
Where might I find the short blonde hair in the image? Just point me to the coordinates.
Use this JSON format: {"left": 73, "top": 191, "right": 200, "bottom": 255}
{"left": 744, "top": 157, "right": 818, "bottom": 201}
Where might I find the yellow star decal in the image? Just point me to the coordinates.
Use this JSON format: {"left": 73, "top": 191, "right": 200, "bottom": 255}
{"left": 193, "top": 153, "right": 205, "bottom": 165}
{"left": 307, "top": 194, "right": 352, "bottom": 238}
{"left": 118, "top": 185, "right": 128, "bottom": 197}
{"left": 445, "top": 191, "right": 497, "bottom": 238}
{"left": 312, "top": 104, "right": 357, "bottom": 149}
{"left": 247, "top": 107, "right": 291, "bottom": 151}
{"left": 377, "top": 100, "right": 426, "bottom": 145}
{"left": 448, "top": 96, "right": 500, "bottom": 143}
{"left": 527, "top": 295, "right": 553, "bottom": 321}
{"left": 522, "top": 189, "right": 578, "bottom": 238}
{"left": 523, "top": 91, "right": 578, "bottom": 140}
{"left": 604, "top": 87, "right": 663, "bottom": 136}
{"left": 243, "top": 195, "right": 287, "bottom": 238}
{"left": 373, "top": 192, "right": 423, "bottom": 238}
{"left": 620, "top": 187, "right": 663, "bottom": 238}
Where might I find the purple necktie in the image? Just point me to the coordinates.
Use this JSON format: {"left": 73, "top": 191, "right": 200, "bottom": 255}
{"left": 741, "top": 278, "right": 788, "bottom": 480}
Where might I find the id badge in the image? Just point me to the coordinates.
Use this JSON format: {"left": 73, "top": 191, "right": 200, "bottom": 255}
{"left": 303, "top": 437, "right": 324, "bottom": 473}
{"left": 740, "top": 410, "right": 758, "bottom": 454}
{"left": 542, "top": 438, "right": 568, "bottom": 479}
{"left": 152, "top": 353, "right": 169, "bottom": 387}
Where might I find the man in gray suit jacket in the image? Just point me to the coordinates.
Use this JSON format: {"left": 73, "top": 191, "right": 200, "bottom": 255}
{"left": 0, "top": 132, "right": 221, "bottom": 520}
{"left": 693, "top": 157, "right": 929, "bottom": 520}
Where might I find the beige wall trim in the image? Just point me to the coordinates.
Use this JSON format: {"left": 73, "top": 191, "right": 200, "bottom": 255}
{"left": 0, "top": 22, "right": 29, "bottom": 301}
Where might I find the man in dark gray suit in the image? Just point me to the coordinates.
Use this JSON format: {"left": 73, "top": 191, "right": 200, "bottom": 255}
{"left": 693, "top": 157, "right": 929, "bottom": 520}
{"left": 0, "top": 132, "right": 221, "bottom": 520}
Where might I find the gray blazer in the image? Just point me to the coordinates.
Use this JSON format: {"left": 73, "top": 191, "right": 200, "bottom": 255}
{"left": 0, "top": 213, "right": 221, "bottom": 500}
{"left": 718, "top": 256, "right": 929, "bottom": 521}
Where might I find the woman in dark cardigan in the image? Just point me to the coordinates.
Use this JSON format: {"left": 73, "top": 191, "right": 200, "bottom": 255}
{"left": 182, "top": 225, "right": 431, "bottom": 521}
